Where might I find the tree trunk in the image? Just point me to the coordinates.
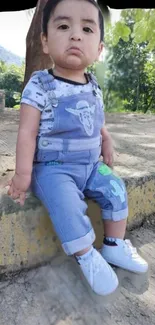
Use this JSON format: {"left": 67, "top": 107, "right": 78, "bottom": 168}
{"left": 23, "top": 0, "right": 51, "bottom": 88}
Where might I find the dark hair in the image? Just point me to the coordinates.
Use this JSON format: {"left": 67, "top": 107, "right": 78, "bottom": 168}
{"left": 42, "top": 0, "right": 104, "bottom": 41}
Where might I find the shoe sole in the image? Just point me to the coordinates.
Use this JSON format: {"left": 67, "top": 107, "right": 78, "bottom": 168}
{"left": 99, "top": 249, "right": 149, "bottom": 274}
{"left": 103, "top": 259, "right": 149, "bottom": 275}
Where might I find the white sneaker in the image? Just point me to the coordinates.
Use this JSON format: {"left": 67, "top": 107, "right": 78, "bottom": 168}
{"left": 101, "top": 238, "right": 148, "bottom": 274}
{"left": 75, "top": 247, "right": 119, "bottom": 296}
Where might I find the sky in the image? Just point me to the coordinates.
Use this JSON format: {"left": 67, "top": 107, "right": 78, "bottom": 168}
{"left": 0, "top": 8, "right": 121, "bottom": 58}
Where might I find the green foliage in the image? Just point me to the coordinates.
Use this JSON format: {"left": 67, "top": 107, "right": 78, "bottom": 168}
{"left": 111, "top": 9, "right": 155, "bottom": 51}
{"left": 13, "top": 104, "right": 20, "bottom": 109}
{"left": 0, "top": 61, "right": 25, "bottom": 108}
{"left": 0, "top": 60, "right": 7, "bottom": 73}
{"left": 111, "top": 21, "right": 131, "bottom": 45}
{"left": 94, "top": 9, "right": 155, "bottom": 114}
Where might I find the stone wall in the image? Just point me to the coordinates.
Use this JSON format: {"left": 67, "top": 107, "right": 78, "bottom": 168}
{"left": 0, "top": 90, "right": 5, "bottom": 110}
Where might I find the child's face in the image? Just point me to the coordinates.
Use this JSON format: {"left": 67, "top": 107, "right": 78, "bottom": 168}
{"left": 41, "top": 0, "right": 103, "bottom": 71}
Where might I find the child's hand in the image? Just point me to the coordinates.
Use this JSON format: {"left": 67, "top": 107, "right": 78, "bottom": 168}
{"left": 102, "top": 137, "right": 114, "bottom": 167}
{"left": 6, "top": 173, "right": 31, "bottom": 206}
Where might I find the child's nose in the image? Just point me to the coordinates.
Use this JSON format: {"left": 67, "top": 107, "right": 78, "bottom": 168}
{"left": 70, "top": 28, "right": 82, "bottom": 41}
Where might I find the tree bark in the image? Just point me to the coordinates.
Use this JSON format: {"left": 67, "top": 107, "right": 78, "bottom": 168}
{"left": 23, "top": 0, "right": 51, "bottom": 88}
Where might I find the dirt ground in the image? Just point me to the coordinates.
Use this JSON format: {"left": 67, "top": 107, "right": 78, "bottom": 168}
{"left": 0, "top": 109, "right": 155, "bottom": 178}
{"left": 0, "top": 224, "right": 155, "bottom": 325}
{"left": 105, "top": 112, "right": 155, "bottom": 177}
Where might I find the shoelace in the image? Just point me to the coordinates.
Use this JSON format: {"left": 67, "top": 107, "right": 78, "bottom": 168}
{"left": 123, "top": 239, "right": 138, "bottom": 256}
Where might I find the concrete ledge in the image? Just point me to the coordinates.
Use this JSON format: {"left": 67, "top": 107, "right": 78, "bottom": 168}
{"left": 0, "top": 173, "right": 155, "bottom": 275}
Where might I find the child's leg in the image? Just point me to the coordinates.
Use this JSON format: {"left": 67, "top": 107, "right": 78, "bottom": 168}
{"left": 31, "top": 163, "right": 118, "bottom": 296}
{"left": 31, "top": 164, "right": 95, "bottom": 256}
{"left": 85, "top": 162, "right": 148, "bottom": 274}
{"left": 103, "top": 219, "right": 127, "bottom": 239}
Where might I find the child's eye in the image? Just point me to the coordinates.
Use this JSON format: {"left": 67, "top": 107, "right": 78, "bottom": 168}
{"left": 83, "top": 27, "right": 93, "bottom": 33}
{"left": 58, "top": 24, "right": 69, "bottom": 30}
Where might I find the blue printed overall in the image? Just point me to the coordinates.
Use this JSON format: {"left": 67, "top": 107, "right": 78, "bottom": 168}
{"left": 29, "top": 70, "right": 128, "bottom": 255}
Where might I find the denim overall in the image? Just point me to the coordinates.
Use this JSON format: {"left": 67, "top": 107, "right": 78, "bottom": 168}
{"left": 31, "top": 70, "right": 128, "bottom": 255}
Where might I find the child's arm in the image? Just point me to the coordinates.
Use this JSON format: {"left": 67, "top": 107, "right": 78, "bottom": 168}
{"left": 7, "top": 104, "right": 41, "bottom": 206}
{"left": 100, "top": 126, "right": 114, "bottom": 167}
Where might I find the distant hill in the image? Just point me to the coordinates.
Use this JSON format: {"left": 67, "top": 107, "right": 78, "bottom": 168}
{"left": 0, "top": 45, "right": 24, "bottom": 66}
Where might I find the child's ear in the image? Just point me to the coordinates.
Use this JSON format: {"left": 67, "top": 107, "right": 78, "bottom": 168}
{"left": 41, "top": 32, "right": 49, "bottom": 54}
{"left": 98, "top": 41, "right": 104, "bottom": 58}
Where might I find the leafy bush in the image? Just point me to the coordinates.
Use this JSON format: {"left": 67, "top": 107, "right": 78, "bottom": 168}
{"left": 0, "top": 60, "right": 25, "bottom": 108}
